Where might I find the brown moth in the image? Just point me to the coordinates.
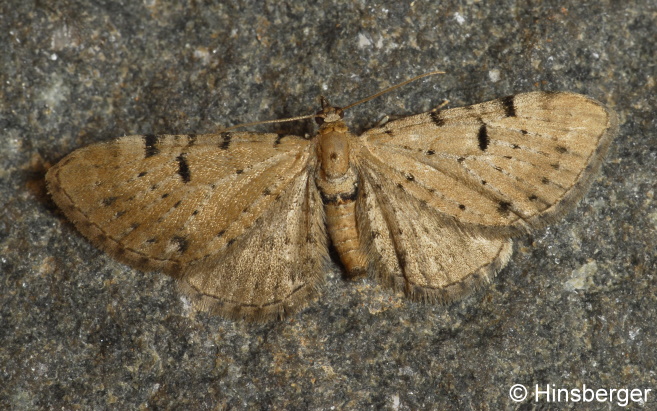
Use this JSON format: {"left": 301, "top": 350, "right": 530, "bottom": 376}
{"left": 46, "top": 75, "right": 618, "bottom": 320}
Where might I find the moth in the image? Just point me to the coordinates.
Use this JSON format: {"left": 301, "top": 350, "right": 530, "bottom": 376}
{"left": 46, "top": 74, "right": 618, "bottom": 320}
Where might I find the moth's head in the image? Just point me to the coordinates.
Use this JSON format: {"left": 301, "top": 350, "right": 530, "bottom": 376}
{"left": 315, "top": 96, "right": 344, "bottom": 125}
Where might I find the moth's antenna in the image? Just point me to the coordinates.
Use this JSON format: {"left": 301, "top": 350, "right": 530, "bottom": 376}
{"left": 221, "top": 114, "right": 315, "bottom": 132}
{"left": 342, "top": 70, "right": 445, "bottom": 111}
{"left": 220, "top": 70, "right": 445, "bottom": 132}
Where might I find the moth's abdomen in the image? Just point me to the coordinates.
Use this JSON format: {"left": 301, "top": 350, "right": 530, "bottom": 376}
{"left": 322, "top": 186, "right": 367, "bottom": 278}
{"left": 316, "top": 126, "right": 368, "bottom": 278}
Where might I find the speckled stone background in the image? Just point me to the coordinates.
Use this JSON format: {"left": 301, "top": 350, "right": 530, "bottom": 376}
{"left": 1, "top": 1, "right": 655, "bottom": 409}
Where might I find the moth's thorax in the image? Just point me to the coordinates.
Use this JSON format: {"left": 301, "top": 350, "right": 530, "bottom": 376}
{"left": 316, "top": 120, "right": 353, "bottom": 179}
{"left": 315, "top": 124, "right": 359, "bottom": 203}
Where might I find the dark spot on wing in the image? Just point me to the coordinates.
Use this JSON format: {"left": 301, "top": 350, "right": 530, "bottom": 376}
{"left": 541, "top": 177, "right": 550, "bottom": 185}
{"left": 173, "top": 200, "right": 182, "bottom": 208}
{"left": 528, "top": 194, "right": 538, "bottom": 201}
{"left": 161, "top": 193, "right": 169, "bottom": 199}
{"left": 236, "top": 169, "right": 243, "bottom": 174}
{"left": 143, "top": 134, "right": 159, "bottom": 158}
{"left": 500, "top": 95, "right": 516, "bottom": 117}
{"left": 274, "top": 134, "right": 285, "bottom": 147}
{"left": 172, "top": 236, "right": 189, "bottom": 253}
{"left": 426, "top": 149, "right": 435, "bottom": 155}
{"left": 430, "top": 111, "right": 445, "bottom": 127}
{"left": 405, "top": 174, "right": 415, "bottom": 181}
{"left": 498, "top": 201, "right": 512, "bottom": 214}
{"left": 551, "top": 163, "right": 560, "bottom": 170}
{"left": 137, "top": 171, "right": 148, "bottom": 177}
{"left": 176, "top": 153, "right": 191, "bottom": 183}
{"left": 478, "top": 125, "right": 489, "bottom": 151}
{"left": 220, "top": 132, "right": 232, "bottom": 150}
{"left": 217, "top": 230, "right": 226, "bottom": 238}
{"left": 459, "top": 204, "right": 466, "bottom": 210}
{"left": 555, "top": 146, "right": 568, "bottom": 154}
{"left": 102, "top": 196, "right": 117, "bottom": 206}
{"left": 512, "top": 144, "right": 520, "bottom": 149}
